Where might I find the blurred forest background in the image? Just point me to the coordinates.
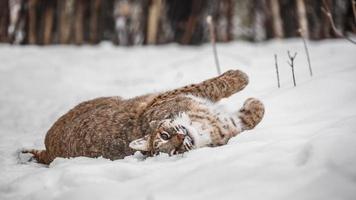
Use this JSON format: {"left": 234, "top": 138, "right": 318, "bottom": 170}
{"left": 0, "top": 0, "right": 355, "bottom": 45}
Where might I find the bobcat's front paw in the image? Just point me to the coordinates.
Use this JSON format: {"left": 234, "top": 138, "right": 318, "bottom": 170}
{"left": 238, "top": 98, "right": 265, "bottom": 130}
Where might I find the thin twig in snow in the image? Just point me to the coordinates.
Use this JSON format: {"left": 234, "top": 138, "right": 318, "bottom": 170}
{"left": 274, "top": 54, "right": 280, "bottom": 88}
{"left": 321, "top": 0, "right": 356, "bottom": 45}
{"left": 206, "top": 15, "right": 221, "bottom": 75}
{"left": 298, "top": 28, "right": 313, "bottom": 76}
{"left": 287, "top": 51, "right": 297, "bottom": 87}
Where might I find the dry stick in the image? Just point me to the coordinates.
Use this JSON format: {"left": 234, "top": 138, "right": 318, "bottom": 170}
{"left": 287, "top": 51, "right": 297, "bottom": 87}
{"left": 206, "top": 16, "right": 221, "bottom": 75}
{"left": 274, "top": 54, "right": 281, "bottom": 88}
{"left": 298, "top": 29, "right": 313, "bottom": 76}
{"left": 321, "top": 0, "right": 356, "bottom": 45}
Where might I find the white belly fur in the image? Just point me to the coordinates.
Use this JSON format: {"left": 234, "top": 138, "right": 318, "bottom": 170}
{"left": 171, "top": 95, "right": 243, "bottom": 148}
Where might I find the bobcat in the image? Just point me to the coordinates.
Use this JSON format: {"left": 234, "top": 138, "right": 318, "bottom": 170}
{"left": 23, "top": 69, "right": 264, "bottom": 164}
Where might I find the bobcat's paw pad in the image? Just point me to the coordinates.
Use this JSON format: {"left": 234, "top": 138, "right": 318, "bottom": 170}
{"left": 239, "top": 98, "right": 265, "bottom": 130}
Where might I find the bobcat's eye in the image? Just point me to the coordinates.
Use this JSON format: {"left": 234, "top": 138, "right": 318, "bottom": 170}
{"left": 160, "top": 132, "right": 171, "bottom": 140}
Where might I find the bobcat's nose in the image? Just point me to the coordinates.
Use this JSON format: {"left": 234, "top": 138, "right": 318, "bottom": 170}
{"left": 177, "top": 133, "right": 185, "bottom": 143}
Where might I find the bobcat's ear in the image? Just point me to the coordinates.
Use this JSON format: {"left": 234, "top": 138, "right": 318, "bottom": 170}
{"left": 129, "top": 135, "right": 150, "bottom": 151}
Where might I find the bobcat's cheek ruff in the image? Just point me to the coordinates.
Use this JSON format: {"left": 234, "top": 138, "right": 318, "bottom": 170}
{"left": 182, "top": 134, "right": 194, "bottom": 151}
{"left": 174, "top": 124, "right": 195, "bottom": 151}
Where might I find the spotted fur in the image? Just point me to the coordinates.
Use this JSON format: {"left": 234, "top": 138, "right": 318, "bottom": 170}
{"left": 23, "top": 70, "right": 264, "bottom": 164}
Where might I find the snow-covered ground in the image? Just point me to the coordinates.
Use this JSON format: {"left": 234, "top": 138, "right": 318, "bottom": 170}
{"left": 0, "top": 39, "right": 355, "bottom": 200}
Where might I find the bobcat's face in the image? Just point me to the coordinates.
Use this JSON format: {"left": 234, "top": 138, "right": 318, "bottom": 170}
{"left": 151, "top": 120, "right": 195, "bottom": 155}
{"left": 129, "top": 119, "right": 195, "bottom": 156}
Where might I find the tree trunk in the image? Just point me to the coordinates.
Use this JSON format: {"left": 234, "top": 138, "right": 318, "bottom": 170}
{"left": 0, "top": 0, "right": 10, "bottom": 43}
{"left": 9, "top": 0, "right": 27, "bottom": 44}
{"left": 280, "top": 0, "right": 298, "bottom": 38}
{"left": 252, "top": 0, "right": 267, "bottom": 41}
{"left": 100, "top": 0, "right": 116, "bottom": 43}
{"left": 74, "top": 0, "right": 84, "bottom": 45}
{"left": 58, "top": 0, "right": 74, "bottom": 44}
{"left": 90, "top": 0, "right": 101, "bottom": 44}
{"left": 296, "top": 0, "right": 309, "bottom": 38}
{"left": 147, "top": 0, "right": 162, "bottom": 44}
{"left": 181, "top": 0, "right": 202, "bottom": 44}
{"left": 155, "top": 0, "right": 172, "bottom": 44}
{"left": 28, "top": 0, "right": 37, "bottom": 44}
{"left": 43, "top": 1, "right": 54, "bottom": 45}
{"left": 226, "top": 0, "right": 234, "bottom": 41}
{"left": 333, "top": 0, "right": 348, "bottom": 35}
{"left": 320, "top": 0, "right": 332, "bottom": 38}
{"left": 270, "top": 0, "right": 284, "bottom": 38}
{"left": 353, "top": 0, "right": 356, "bottom": 26}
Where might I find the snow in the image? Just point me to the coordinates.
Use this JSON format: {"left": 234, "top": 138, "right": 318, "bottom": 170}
{"left": 0, "top": 39, "right": 356, "bottom": 200}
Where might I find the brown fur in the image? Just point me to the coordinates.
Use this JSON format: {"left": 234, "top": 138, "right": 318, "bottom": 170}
{"left": 23, "top": 70, "right": 264, "bottom": 164}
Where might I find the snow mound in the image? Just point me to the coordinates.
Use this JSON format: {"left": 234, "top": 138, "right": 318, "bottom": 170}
{"left": 0, "top": 40, "right": 356, "bottom": 200}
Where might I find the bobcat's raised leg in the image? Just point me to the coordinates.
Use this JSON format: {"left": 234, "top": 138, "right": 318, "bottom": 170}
{"left": 238, "top": 98, "right": 265, "bottom": 131}
{"left": 161, "top": 70, "right": 249, "bottom": 102}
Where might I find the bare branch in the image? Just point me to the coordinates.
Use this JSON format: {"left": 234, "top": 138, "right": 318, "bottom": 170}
{"left": 321, "top": 0, "right": 356, "bottom": 44}
{"left": 287, "top": 50, "right": 297, "bottom": 87}
{"left": 287, "top": 50, "right": 297, "bottom": 60}
{"left": 298, "top": 28, "right": 313, "bottom": 76}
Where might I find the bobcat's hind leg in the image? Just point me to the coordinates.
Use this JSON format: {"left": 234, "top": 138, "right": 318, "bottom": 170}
{"left": 21, "top": 149, "right": 52, "bottom": 164}
{"left": 238, "top": 98, "right": 265, "bottom": 131}
{"left": 161, "top": 69, "right": 249, "bottom": 103}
